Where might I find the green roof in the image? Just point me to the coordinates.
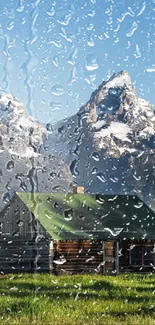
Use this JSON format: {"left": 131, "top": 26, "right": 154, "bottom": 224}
{"left": 17, "top": 193, "right": 155, "bottom": 240}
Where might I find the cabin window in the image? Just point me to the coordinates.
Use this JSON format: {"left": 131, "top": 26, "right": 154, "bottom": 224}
{"left": 143, "top": 246, "right": 154, "bottom": 266}
{"left": 131, "top": 246, "right": 142, "bottom": 266}
{"left": 130, "top": 245, "right": 155, "bottom": 267}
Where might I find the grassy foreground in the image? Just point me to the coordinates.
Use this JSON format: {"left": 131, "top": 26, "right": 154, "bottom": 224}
{"left": 0, "top": 273, "right": 155, "bottom": 325}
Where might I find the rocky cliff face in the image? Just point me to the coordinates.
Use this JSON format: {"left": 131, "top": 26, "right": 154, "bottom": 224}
{"left": 46, "top": 70, "right": 155, "bottom": 211}
{"left": 0, "top": 93, "right": 73, "bottom": 210}
{"left": 0, "top": 93, "right": 46, "bottom": 156}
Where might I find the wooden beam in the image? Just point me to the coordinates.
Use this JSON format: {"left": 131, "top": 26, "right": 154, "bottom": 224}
{"left": 102, "top": 241, "right": 105, "bottom": 274}
{"left": 115, "top": 241, "right": 119, "bottom": 275}
{"left": 49, "top": 240, "right": 53, "bottom": 272}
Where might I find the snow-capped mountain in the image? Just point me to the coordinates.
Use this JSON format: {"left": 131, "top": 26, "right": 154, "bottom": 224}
{"left": 90, "top": 70, "right": 155, "bottom": 156}
{"left": 0, "top": 94, "right": 73, "bottom": 210}
{"left": 46, "top": 70, "right": 155, "bottom": 210}
{"left": 0, "top": 93, "right": 46, "bottom": 157}
{"left": 0, "top": 70, "right": 155, "bottom": 212}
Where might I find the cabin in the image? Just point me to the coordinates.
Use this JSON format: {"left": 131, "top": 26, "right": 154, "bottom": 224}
{"left": 0, "top": 187, "right": 155, "bottom": 274}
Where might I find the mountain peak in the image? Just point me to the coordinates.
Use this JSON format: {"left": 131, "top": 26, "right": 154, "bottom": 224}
{"left": 76, "top": 70, "right": 155, "bottom": 151}
{"left": 0, "top": 93, "right": 45, "bottom": 131}
{"left": 0, "top": 93, "right": 27, "bottom": 126}
{"left": 0, "top": 93, "right": 47, "bottom": 158}
{"left": 78, "top": 70, "right": 134, "bottom": 124}
{"left": 105, "top": 70, "right": 132, "bottom": 88}
{"left": 91, "top": 70, "right": 134, "bottom": 107}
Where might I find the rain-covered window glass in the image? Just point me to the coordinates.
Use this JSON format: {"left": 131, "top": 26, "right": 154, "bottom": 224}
{"left": 131, "top": 246, "right": 143, "bottom": 266}
{"left": 0, "top": 0, "right": 155, "bottom": 324}
{"left": 131, "top": 245, "right": 155, "bottom": 267}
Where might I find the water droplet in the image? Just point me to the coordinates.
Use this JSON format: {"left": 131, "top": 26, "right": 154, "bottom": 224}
{"left": 47, "top": 7, "right": 55, "bottom": 16}
{"left": 53, "top": 258, "right": 66, "bottom": 265}
{"left": 48, "top": 38, "right": 61, "bottom": 48}
{"left": 50, "top": 101, "right": 62, "bottom": 111}
{"left": 6, "top": 160, "right": 14, "bottom": 171}
{"left": 92, "top": 152, "right": 100, "bottom": 161}
{"left": 50, "top": 171, "right": 57, "bottom": 178}
{"left": 96, "top": 172, "right": 106, "bottom": 183}
{"left": 7, "top": 21, "right": 14, "bottom": 31}
{"left": 17, "top": 221, "right": 24, "bottom": 227}
{"left": 133, "top": 44, "right": 141, "bottom": 59}
{"left": 85, "top": 53, "right": 98, "bottom": 71}
{"left": 2, "top": 192, "right": 11, "bottom": 204}
{"left": 67, "top": 47, "right": 78, "bottom": 65}
{"left": 87, "top": 23, "right": 94, "bottom": 31}
{"left": 97, "top": 261, "right": 105, "bottom": 270}
{"left": 86, "top": 257, "right": 94, "bottom": 263}
{"left": 20, "top": 183, "right": 27, "bottom": 191}
{"left": 96, "top": 196, "right": 105, "bottom": 204}
{"left": 91, "top": 167, "right": 97, "bottom": 174}
{"left": 46, "top": 123, "right": 53, "bottom": 132}
{"left": 47, "top": 197, "right": 52, "bottom": 203}
{"left": 137, "top": 2, "right": 146, "bottom": 16}
{"left": 64, "top": 208, "right": 74, "bottom": 221}
{"left": 146, "top": 67, "right": 155, "bottom": 73}
{"left": 126, "top": 21, "right": 138, "bottom": 37}
{"left": 52, "top": 185, "right": 60, "bottom": 191}
{"left": 10, "top": 286, "right": 18, "bottom": 292}
{"left": 51, "top": 85, "right": 64, "bottom": 96}
{"left": 134, "top": 202, "right": 144, "bottom": 209}
{"left": 57, "top": 13, "right": 72, "bottom": 26}
{"left": 104, "top": 227, "right": 123, "bottom": 236}
{"left": 127, "top": 245, "right": 136, "bottom": 251}
{"left": 132, "top": 215, "right": 137, "bottom": 220}
{"left": 44, "top": 211, "right": 51, "bottom": 219}
{"left": 52, "top": 55, "right": 59, "bottom": 67}
{"left": 78, "top": 215, "right": 85, "bottom": 221}
{"left": 70, "top": 159, "right": 79, "bottom": 176}
{"left": 109, "top": 177, "right": 119, "bottom": 183}
{"left": 64, "top": 194, "right": 74, "bottom": 204}
{"left": 104, "top": 32, "right": 109, "bottom": 39}
{"left": 17, "top": 4, "right": 24, "bottom": 12}
{"left": 87, "top": 34, "right": 95, "bottom": 47}
{"left": 118, "top": 11, "right": 134, "bottom": 23}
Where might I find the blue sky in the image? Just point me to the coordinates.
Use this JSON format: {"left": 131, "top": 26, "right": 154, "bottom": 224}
{"left": 0, "top": 0, "right": 154, "bottom": 123}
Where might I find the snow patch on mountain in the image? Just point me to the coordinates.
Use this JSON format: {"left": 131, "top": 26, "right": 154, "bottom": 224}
{"left": 92, "top": 120, "right": 106, "bottom": 131}
{"left": 103, "top": 70, "right": 131, "bottom": 89}
{"left": 0, "top": 93, "right": 47, "bottom": 157}
{"left": 94, "top": 121, "right": 131, "bottom": 140}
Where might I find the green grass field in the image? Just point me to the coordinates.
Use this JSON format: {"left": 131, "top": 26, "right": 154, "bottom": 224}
{"left": 0, "top": 273, "right": 155, "bottom": 325}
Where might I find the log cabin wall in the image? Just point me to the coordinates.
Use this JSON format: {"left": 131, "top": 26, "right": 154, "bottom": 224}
{"left": 0, "top": 194, "right": 50, "bottom": 273}
{"left": 55, "top": 240, "right": 103, "bottom": 274}
{"left": 0, "top": 239, "right": 50, "bottom": 273}
{"left": 51, "top": 240, "right": 115, "bottom": 275}
{"left": 52, "top": 240, "right": 155, "bottom": 275}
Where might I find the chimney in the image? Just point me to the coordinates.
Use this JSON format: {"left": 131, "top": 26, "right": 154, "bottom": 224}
{"left": 73, "top": 186, "right": 85, "bottom": 194}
